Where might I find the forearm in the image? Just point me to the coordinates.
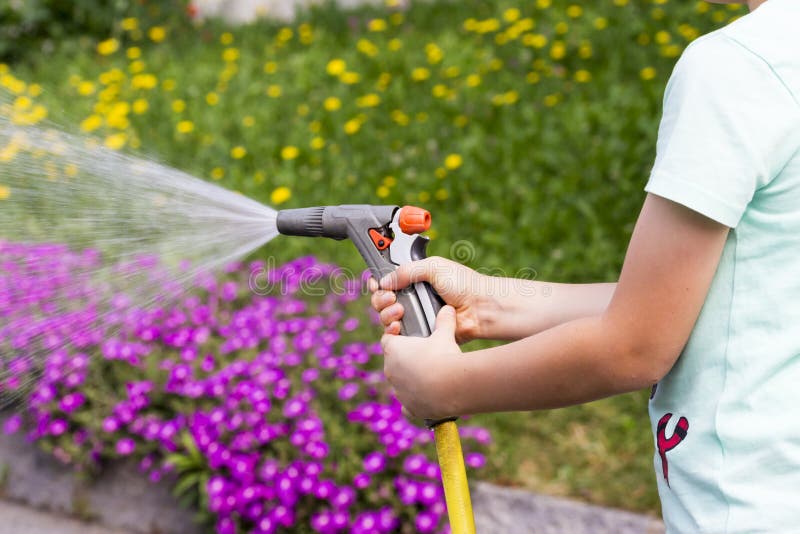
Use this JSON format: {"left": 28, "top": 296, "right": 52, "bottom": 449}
{"left": 437, "top": 314, "right": 656, "bottom": 416}
{"left": 477, "top": 278, "right": 616, "bottom": 340}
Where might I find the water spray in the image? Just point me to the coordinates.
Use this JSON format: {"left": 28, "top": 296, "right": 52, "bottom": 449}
{"left": 277, "top": 204, "right": 476, "bottom": 534}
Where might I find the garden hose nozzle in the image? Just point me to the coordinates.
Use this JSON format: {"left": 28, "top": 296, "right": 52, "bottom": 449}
{"left": 277, "top": 205, "right": 443, "bottom": 337}
{"left": 277, "top": 204, "right": 477, "bottom": 534}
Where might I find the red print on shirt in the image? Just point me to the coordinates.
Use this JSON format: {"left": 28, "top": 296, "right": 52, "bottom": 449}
{"left": 656, "top": 413, "right": 689, "bottom": 487}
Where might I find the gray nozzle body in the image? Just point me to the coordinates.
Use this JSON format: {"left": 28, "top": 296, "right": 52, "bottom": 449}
{"left": 277, "top": 205, "right": 397, "bottom": 240}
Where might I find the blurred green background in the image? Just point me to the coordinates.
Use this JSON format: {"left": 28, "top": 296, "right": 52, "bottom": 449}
{"left": 1, "top": 0, "right": 745, "bottom": 514}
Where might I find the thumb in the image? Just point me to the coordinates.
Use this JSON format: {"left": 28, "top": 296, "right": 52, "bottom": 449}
{"left": 379, "top": 257, "right": 441, "bottom": 291}
{"left": 433, "top": 305, "right": 457, "bottom": 339}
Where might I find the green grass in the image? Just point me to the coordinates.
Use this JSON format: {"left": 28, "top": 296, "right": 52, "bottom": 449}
{"left": 2, "top": 0, "right": 746, "bottom": 514}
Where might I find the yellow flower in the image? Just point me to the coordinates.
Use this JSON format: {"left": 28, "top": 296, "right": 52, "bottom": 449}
{"left": 121, "top": 17, "right": 138, "bottom": 31}
{"left": 661, "top": 44, "right": 682, "bottom": 58}
{"left": 550, "top": 41, "right": 566, "bottom": 60}
{"left": 132, "top": 98, "right": 149, "bottom": 114}
{"left": 388, "top": 38, "right": 402, "bottom": 51}
{"left": 357, "top": 39, "right": 378, "bottom": 57}
{"left": 411, "top": 67, "right": 430, "bottom": 81}
{"left": 503, "top": 8, "right": 521, "bottom": 22}
{"left": 326, "top": 59, "right": 347, "bottom": 76}
{"left": 80, "top": 115, "right": 103, "bottom": 132}
{"left": 97, "top": 38, "right": 120, "bottom": 56}
{"left": 162, "top": 79, "right": 176, "bottom": 91}
{"left": 129, "top": 60, "right": 146, "bottom": 74}
{"left": 523, "top": 33, "right": 548, "bottom": 48}
{"left": 172, "top": 99, "right": 186, "bottom": 113}
{"left": 310, "top": 137, "right": 326, "bottom": 150}
{"left": 340, "top": 72, "right": 360, "bottom": 84}
{"left": 425, "top": 43, "right": 443, "bottom": 64}
{"left": 65, "top": 164, "right": 79, "bottom": 177}
{"left": 432, "top": 84, "right": 448, "bottom": 98}
{"left": 356, "top": 93, "right": 381, "bottom": 108}
{"left": 655, "top": 31, "right": 671, "bottom": 45}
{"left": 206, "top": 92, "right": 220, "bottom": 105}
{"left": 544, "top": 93, "right": 562, "bottom": 107}
{"left": 127, "top": 47, "right": 141, "bottom": 59}
{"left": 444, "top": 154, "right": 462, "bottom": 170}
{"left": 574, "top": 69, "right": 592, "bottom": 83}
{"left": 391, "top": 110, "right": 409, "bottom": 125}
{"left": 309, "top": 120, "right": 322, "bottom": 133}
{"left": 640, "top": 67, "right": 657, "bottom": 81}
{"left": 271, "top": 186, "right": 292, "bottom": 205}
{"left": 223, "top": 48, "right": 240, "bottom": 62}
{"left": 266, "top": 85, "right": 282, "bottom": 98}
{"left": 566, "top": 5, "right": 583, "bottom": 18}
{"left": 324, "top": 96, "right": 342, "bottom": 111}
{"left": 176, "top": 120, "right": 195, "bottom": 134}
{"left": 344, "top": 118, "right": 361, "bottom": 135}
{"left": 368, "top": 19, "right": 387, "bottom": 32}
{"left": 593, "top": 17, "right": 609, "bottom": 30}
{"left": 435, "top": 188, "right": 449, "bottom": 201}
{"left": 281, "top": 146, "right": 299, "bottom": 160}
{"left": 277, "top": 28, "right": 293, "bottom": 43}
{"left": 220, "top": 32, "right": 234, "bottom": 45}
{"left": 579, "top": 43, "right": 593, "bottom": 59}
{"left": 0, "top": 185, "right": 10, "bottom": 200}
{"left": 131, "top": 74, "right": 157, "bottom": 90}
{"left": 148, "top": 26, "right": 167, "bottom": 43}
{"left": 28, "top": 83, "right": 42, "bottom": 96}
{"left": 13, "top": 95, "right": 31, "bottom": 110}
{"left": 263, "top": 61, "right": 278, "bottom": 74}
{"left": 242, "top": 116, "right": 256, "bottom": 127}
{"left": 376, "top": 185, "right": 390, "bottom": 198}
{"left": 104, "top": 133, "right": 127, "bottom": 150}
{"left": 465, "top": 74, "right": 481, "bottom": 87}
{"left": 211, "top": 167, "right": 225, "bottom": 180}
{"left": 230, "top": 146, "right": 247, "bottom": 159}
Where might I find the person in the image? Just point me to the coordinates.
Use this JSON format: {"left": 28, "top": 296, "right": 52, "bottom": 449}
{"left": 369, "top": 0, "right": 800, "bottom": 531}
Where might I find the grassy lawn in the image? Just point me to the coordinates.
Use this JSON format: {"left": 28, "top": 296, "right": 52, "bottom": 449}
{"left": 2, "top": 0, "right": 745, "bottom": 515}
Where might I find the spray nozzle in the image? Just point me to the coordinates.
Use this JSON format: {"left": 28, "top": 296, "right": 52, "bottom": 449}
{"left": 276, "top": 204, "right": 444, "bottom": 337}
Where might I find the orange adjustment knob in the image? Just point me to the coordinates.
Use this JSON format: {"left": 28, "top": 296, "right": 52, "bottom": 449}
{"left": 398, "top": 206, "right": 431, "bottom": 234}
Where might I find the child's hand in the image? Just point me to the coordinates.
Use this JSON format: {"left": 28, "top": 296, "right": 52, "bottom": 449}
{"left": 368, "top": 256, "right": 487, "bottom": 343}
{"left": 381, "top": 305, "right": 462, "bottom": 420}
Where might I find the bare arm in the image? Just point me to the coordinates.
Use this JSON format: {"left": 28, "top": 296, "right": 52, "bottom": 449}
{"left": 477, "top": 279, "right": 616, "bottom": 341}
{"left": 381, "top": 194, "right": 730, "bottom": 418}
{"left": 373, "top": 261, "right": 616, "bottom": 342}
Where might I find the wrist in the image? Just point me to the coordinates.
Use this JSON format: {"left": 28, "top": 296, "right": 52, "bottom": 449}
{"left": 473, "top": 276, "right": 532, "bottom": 340}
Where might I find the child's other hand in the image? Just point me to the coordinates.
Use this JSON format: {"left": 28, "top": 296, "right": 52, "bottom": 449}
{"left": 381, "top": 305, "right": 462, "bottom": 420}
{"left": 368, "top": 256, "right": 487, "bottom": 343}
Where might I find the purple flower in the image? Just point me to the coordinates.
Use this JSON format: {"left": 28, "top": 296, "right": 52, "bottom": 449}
{"left": 49, "top": 419, "right": 68, "bottom": 436}
{"left": 337, "top": 383, "right": 359, "bottom": 401}
{"left": 415, "top": 511, "right": 439, "bottom": 533}
{"left": 465, "top": 452, "right": 486, "bottom": 469}
{"left": 3, "top": 414, "right": 22, "bottom": 435}
{"left": 362, "top": 451, "right": 386, "bottom": 474}
{"left": 58, "top": 392, "right": 85, "bottom": 413}
{"left": 116, "top": 438, "right": 136, "bottom": 455}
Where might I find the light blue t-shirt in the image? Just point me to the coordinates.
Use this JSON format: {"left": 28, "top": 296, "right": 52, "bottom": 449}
{"left": 644, "top": 0, "right": 800, "bottom": 531}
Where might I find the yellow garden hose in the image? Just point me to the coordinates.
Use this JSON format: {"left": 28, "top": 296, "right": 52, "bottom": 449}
{"left": 433, "top": 420, "right": 477, "bottom": 534}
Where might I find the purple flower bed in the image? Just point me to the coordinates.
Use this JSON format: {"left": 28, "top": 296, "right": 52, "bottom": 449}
{"left": 0, "top": 241, "right": 490, "bottom": 533}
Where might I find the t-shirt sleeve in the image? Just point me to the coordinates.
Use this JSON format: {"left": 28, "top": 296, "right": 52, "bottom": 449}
{"left": 645, "top": 33, "right": 800, "bottom": 228}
